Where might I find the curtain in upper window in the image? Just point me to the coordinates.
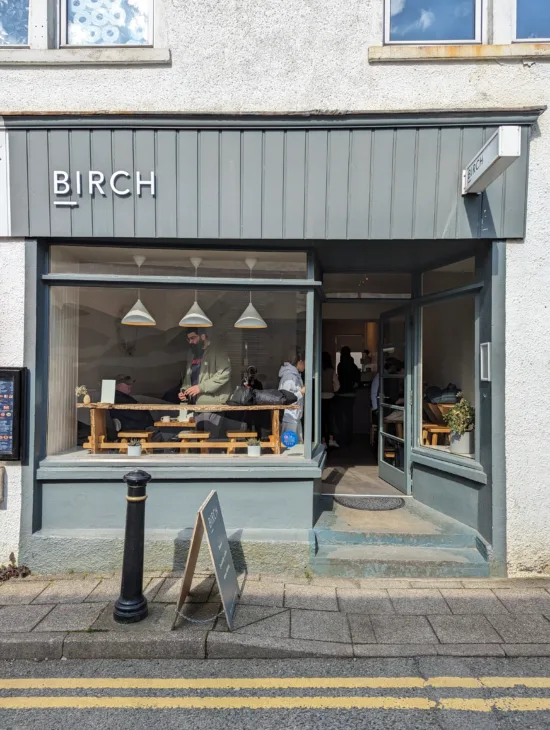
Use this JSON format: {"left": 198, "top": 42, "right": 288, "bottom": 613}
{"left": 65, "top": 0, "right": 152, "bottom": 46}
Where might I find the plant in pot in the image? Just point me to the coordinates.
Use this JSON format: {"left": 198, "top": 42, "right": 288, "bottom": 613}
{"left": 247, "top": 438, "right": 261, "bottom": 457}
{"left": 75, "top": 385, "right": 91, "bottom": 405}
{"left": 443, "top": 393, "right": 475, "bottom": 456}
{"left": 127, "top": 439, "right": 143, "bottom": 457}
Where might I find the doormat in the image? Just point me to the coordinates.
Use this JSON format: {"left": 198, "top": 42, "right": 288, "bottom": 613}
{"left": 334, "top": 496, "right": 405, "bottom": 511}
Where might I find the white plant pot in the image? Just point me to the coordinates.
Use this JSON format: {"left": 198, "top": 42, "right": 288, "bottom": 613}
{"left": 247, "top": 445, "right": 261, "bottom": 457}
{"left": 450, "top": 430, "right": 474, "bottom": 456}
{"left": 127, "top": 444, "right": 142, "bottom": 457}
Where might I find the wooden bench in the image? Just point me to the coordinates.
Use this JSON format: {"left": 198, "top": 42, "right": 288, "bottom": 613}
{"left": 226, "top": 431, "right": 258, "bottom": 455}
{"left": 422, "top": 425, "right": 451, "bottom": 447}
{"left": 116, "top": 431, "right": 155, "bottom": 454}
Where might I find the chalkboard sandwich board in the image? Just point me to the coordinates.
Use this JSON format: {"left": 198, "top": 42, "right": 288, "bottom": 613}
{"left": 0, "top": 368, "right": 26, "bottom": 462}
{"left": 172, "top": 491, "right": 240, "bottom": 631}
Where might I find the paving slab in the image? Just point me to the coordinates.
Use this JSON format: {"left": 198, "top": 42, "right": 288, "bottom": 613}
{"left": 388, "top": 588, "right": 451, "bottom": 615}
{"left": 238, "top": 581, "right": 284, "bottom": 607}
{"left": 337, "top": 588, "right": 394, "bottom": 614}
{"left": 462, "top": 579, "right": 550, "bottom": 589}
{"left": 63, "top": 630, "right": 207, "bottom": 659}
{"left": 503, "top": 644, "right": 550, "bottom": 657}
{"left": 206, "top": 632, "right": 353, "bottom": 659}
{"left": 84, "top": 579, "right": 123, "bottom": 603}
{"left": 153, "top": 576, "right": 215, "bottom": 604}
{"left": 492, "top": 589, "right": 550, "bottom": 614}
{"left": 285, "top": 577, "right": 359, "bottom": 589}
{"left": 486, "top": 613, "right": 550, "bottom": 643}
{"left": 215, "top": 606, "right": 290, "bottom": 637}
{"left": 348, "top": 614, "right": 377, "bottom": 644}
{"left": 0, "top": 632, "right": 65, "bottom": 660}
{"left": 284, "top": 584, "right": 338, "bottom": 611}
{"left": 33, "top": 579, "right": 101, "bottom": 604}
{"left": 290, "top": 609, "right": 351, "bottom": 643}
{"left": 144, "top": 577, "right": 165, "bottom": 601}
{"left": 0, "top": 580, "right": 50, "bottom": 605}
{"left": 409, "top": 580, "right": 464, "bottom": 589}
{"left": 370, "top": 615, "right": 439, "bottom": 643}
{"left": 354, "top": 643, "right": 438, "bottom": 657}
{"left": 259, "top": 574, "right": 291, "bottom": 583}
{"left": 172, "top": 602, "right": 222, "bottom": 631}
{"left": 439, "top": 588, "right": 509, "bottom": 614}
{"left": 436, "top": 644, "right": 506, "bottom": 656}
{"left": 0, "top": 605, "right": 54, "bottom": 632}
{"left": 92, "top": 603, "right": 173, "bottom": 632}
{"left": 34, "top": 603, "right": 107, "bottom": 632}
{"left": 427, "top": 615, "right": 502, "bottom": 644}
{"left": 356, "top": 579, "right": 413, "bottom": 589}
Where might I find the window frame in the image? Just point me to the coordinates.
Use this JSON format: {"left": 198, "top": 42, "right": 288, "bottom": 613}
{"left": 58, "top": 0, "right": 155, "bottom": 48}
{"left": 513, "top": 0, "right": 550, "bottom": 42}
{"left": 383, "top": 0, "right": 483, "bottom": 46}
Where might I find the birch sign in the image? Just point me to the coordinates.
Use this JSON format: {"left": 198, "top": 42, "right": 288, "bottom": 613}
{"left": 172, "top": 491, "right": 239, "bottom": 631}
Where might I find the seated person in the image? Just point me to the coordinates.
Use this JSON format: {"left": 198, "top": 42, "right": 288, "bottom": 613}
{"left": 111, "top": 375, "right": 154, "bottom": 433}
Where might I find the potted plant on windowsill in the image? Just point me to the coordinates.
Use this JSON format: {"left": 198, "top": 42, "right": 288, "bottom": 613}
{"left": 443, "top": 393, "right": 475, "bottom": 456}
{"left": 127, "top": 439, "right": 143, "bottom": 457}
{"left": 247, "top": 438, "right": 262, "bottom": 457}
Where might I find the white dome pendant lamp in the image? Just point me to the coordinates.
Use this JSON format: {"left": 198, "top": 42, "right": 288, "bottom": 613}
{"left": 179, "top": 257, "right": 213, "bottom": 328}
{"left": 234, "top": 258, "right": 267, "bottom": 329}
{"left": 121, "top": 255, "right": 157, "bottom": 327}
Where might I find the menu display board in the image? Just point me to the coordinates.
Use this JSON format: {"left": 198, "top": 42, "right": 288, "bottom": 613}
{"left": 0, "top": 369, "right": 25, "bottom": 461}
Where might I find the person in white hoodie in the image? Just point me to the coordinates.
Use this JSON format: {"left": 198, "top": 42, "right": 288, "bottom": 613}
{"left": 278, "top": 351, "right": 306, "bottom": 443}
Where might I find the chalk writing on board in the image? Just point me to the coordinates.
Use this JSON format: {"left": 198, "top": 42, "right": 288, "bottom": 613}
{"left": 0, "top": 378, "right": 15, "bottom": 455}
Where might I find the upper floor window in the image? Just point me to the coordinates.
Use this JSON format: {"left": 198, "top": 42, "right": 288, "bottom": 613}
{"left": 385, "top": 0, "right": 481, "bottom": 44}
{"left": 516, "top": 0, "right": 550, "bottom": 41}
{"left": 62, "top": 0, "right": 152, "bottom": 46}
{"left": 0, "top": 0, "right": 30, "bottom": 45}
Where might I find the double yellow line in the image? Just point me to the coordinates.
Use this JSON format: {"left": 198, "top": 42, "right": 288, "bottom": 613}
{"left": 0, "top": 677, "right": 548, "bottom": 712}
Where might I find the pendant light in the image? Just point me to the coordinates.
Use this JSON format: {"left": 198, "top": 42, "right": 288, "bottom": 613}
{"left": 234, "top": 258, "right": 267, "bottom": 329}
{"left": 121, "top": 255, "right": 156, "bottom": 327}
{"left": 179, "top": 257, "right": 213, "bottom": 327}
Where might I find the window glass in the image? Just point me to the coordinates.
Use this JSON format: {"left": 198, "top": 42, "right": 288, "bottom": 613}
{"left": 47, "top": 286, "right": 307, "bottom": 457}
{"left": 388, "top": 0, "right": 477, "bottom": 43}
{"left": 422, "top": 257, "right": 476, "bottom": 295}
{"left": 0, "top": 0, "right": 29, "bottom": 45}
{"left": 516, "top": 0, "right": 550, "bottom": 39}
{"left": 420, "top": 295, "right": 476, "bottom": 459}
{"left": 50, "top": 246, "right": 307, "bottom": 279}
{"left": 66, "top": 0, "right": 151, "bottom": 46}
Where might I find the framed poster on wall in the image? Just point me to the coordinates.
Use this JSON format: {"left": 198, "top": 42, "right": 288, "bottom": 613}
{"left": 0, "top": 368, "right": 26, "bottom": 461}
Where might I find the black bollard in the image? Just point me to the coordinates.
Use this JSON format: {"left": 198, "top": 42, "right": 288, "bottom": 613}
{"left": 113, "top": 469, "right": 151, "bottom": 624}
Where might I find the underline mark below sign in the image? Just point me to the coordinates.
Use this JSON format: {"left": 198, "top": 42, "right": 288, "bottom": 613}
{"left": 54, "top": 201, "right": 78, "bottom": 207}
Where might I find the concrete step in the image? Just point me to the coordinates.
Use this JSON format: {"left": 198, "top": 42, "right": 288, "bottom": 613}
{"left": 314, "top": 527, "right": 480, "bottom": 549}
{"left": 311, "top": 543, "right": 489, "bottom": 578}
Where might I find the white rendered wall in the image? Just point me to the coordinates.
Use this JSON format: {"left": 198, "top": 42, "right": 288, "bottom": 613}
{"left": 0, "top": 0, "right": 549, "bottom": 573}
{"left": 0, "top": 239, "right": 25, "bottom": 563}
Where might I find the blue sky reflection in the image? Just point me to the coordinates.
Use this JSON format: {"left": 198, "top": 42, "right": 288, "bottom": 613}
{"left": 517, "top": 0, "right": 550, "bottom": 39}
{"left": 390, "top": 0, "right": 475, "bottom": 41}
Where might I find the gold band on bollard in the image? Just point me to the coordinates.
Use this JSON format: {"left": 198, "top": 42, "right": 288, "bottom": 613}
{"left": 126, "top": 495, "right": 148, "bottom": 502}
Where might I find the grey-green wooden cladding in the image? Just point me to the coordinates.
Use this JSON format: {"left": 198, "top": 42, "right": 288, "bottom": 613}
{"left": 8, "top": 126, "right": 530, "bottom": 239}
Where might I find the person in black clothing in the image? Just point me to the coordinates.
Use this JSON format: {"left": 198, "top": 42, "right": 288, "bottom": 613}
{"left": 336, "top": 346, "right": 361, "bottom": 446}
{"left": 111, "top": 375, "right": 154, "bottom": 432}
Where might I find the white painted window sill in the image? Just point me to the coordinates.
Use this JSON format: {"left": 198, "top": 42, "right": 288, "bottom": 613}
{"left": 369, "top": 43, "right": 550, "bottom": 63}
{"left": 0, "top": 48, "right": 171, "bottom": 66}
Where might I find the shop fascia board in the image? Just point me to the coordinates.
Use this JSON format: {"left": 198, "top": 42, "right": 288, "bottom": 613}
{"left": 1, "top": 108, "right": 545, "bottom": 129}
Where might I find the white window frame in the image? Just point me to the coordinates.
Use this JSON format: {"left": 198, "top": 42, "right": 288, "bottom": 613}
{"left": 514, "top": 0, "right": 550, "bottom": 42}
{"left": 384, "top": 0, "right": 482, "bottom": 45}
{"left": 58, "top": 0, "right": 154, "bottom": 48}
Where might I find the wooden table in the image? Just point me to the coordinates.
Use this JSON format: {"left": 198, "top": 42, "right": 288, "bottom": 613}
{"left": 77, "top": 403, "right": 298, "bottom": 456}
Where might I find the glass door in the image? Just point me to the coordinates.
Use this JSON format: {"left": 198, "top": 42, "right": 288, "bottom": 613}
{"left": 378, "top": 308, "right": 412, "bottom": 494}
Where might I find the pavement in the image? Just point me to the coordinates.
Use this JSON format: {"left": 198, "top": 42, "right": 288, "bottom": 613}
{"left": 1, "top": 572, "right": 550, "bottom": 660}
{"left": 0, "top": 657, "right": 549, "bottom": 728}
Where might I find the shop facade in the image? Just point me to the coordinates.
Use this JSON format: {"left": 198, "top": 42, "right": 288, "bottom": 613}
{"left": 0, "top": 109, "right": 542, "bottom": 575}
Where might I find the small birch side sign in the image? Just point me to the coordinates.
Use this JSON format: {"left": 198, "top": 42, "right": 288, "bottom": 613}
{"left": 172, "top": 491, "right": 239, "bottom": 631}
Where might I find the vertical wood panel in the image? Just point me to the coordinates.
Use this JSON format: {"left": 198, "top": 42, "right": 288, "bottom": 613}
{"left": 413, "top": 129, "right": 439, "bottom": 239}
{"left": 262, "top": 131, "right": 284, "bottom": 239}
{"left": 70, "top": 130, "right": 93, "bottom": 238}
{"left": 241, "top": 131, "right": 262, "bottom": 239}
{"left": 370, "top": 129, "right": 394, "bottom": 239}
{"left": 155, "top": 130, "right": 177, "bottom": 238}
{"left": 481, "top": 127, "right": 504, "bottom": 239}
{"left": 8, "top": 131, "right": 30, "bottom": 236}
{"left": 198, "top": 131, "right": 219, "bottom": 238}
{"left": 176, "top": 130, "right": 198, "bottom": 238}
{"left": 326, "top": 130, "right": 350, "bottom": 240}
{"left": 305, "top": 131, "right": 328, "bottom": 239}
{"left": 48, "top": 131, "right": 72, "bottom": 237}
{"left": 134, "top": 130, "right": 156, "bottom": 238}
{"left": 111, "top": 130, "right": 135, "bottom": 238}
{"left": 347, "top": 130, "right": 372, "bottom": 239}
{"left": 435, "top": 127, "right": 461, "bottom": 239}
{"left": 391, "top": 128, "right": 416, "bottom": 240}
{"left": 502, "top": 126, "right": 530, "bottom": 238}
{"left": 457, "top": 127, "right": 484, "bottom": 239}
{"left": 28, "top": 130, "right": 51, "bottom": 237}
{"left": 219, "top": 131, "right": 241, "bottom": 239}
{"left": 90, "top": 130, "right": 114, "bottom": 237}
{"left": 283, "top": 131, "right": 306, "bottom": 238}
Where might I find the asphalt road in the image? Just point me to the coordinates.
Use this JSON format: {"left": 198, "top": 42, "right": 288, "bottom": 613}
{"left": 0, "top": 657, "right": 549, "bottom": 729}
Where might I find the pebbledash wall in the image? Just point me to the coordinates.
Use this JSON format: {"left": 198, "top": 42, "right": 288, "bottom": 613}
{"left": 0, "top": 1, "right": 550, "bottom": 575}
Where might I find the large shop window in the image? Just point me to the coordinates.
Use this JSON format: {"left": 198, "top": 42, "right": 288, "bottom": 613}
{"left": 420, "top": 294, "right": 476, "bottom": 459}
{"left": 46, "top": 247, "right": 310, "bottom": 459}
